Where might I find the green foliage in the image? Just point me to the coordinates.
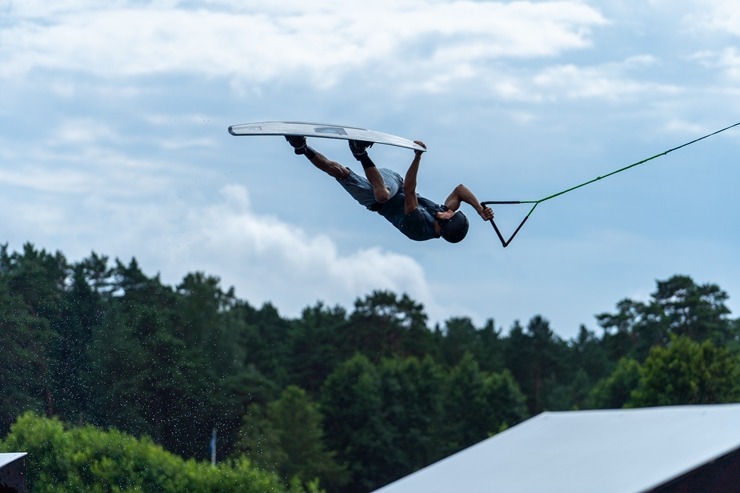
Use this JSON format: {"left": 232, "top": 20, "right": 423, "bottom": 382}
{"left": 233, "top": 403, "right": 284, "bottom": 476}
{"left": 0, "top": 285, "right": 52, "bottom": 430}
{"left": 345, "top": 291, "right": 435, "bottom": 361}
{"left": 440, "top": 353, "right": 527, "bottom": 451}
{"left": 588, "top": 357, "right": 642, "bottom": 409}
{"left": 321, "top": 354, "right": 387, "bottom": 493}
{"left": 377, "top": 356, "right": 444, "bottom": 472}
{"left": 0, "top": 244, "right": 60, "bottom": 434}
{"left": 287, "top": 302, "right": 349, "bottom": 394}
{"left": 439, "top": 317, "right": 504, "bottom": 372}
{"left": 232, "top": 385, "right": 347, "bottom": 490}
{"left": 0, "top": 412, "right": 319, "bottom": 493}
{"left": 503, "top": 316, "right": 573, "bottom": 413}
{"left": 1, "top": 243, "right": 739, "bottom": 493}
{"left": 321, "top": 353, "right": 527, "bottom": 492}
{"left": 588, "top": 336, "right": 740, "bottom": 409}
{"left": 629, "top": 335, "right": 740, "bottom": 407}
{"left": 597, "top": 274, "right": 737, "bottom": 360}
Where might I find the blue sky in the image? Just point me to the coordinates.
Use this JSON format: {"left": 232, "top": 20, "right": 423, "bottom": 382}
{"left": 2, "top": 0, "right": 739, "bottom": 339}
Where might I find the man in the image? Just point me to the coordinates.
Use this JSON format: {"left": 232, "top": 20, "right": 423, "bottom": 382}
{"left": 285, "top": 136, "right": 494, "bottom": 243}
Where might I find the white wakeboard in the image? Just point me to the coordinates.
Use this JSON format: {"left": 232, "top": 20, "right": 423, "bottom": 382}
{"left": 228, "top": 121, "right": 426, "bottom": 152}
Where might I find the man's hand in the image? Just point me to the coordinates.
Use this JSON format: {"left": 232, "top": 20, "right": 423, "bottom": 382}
{"left": 479, "top": 205, "right": 494, "bottom": 221}
{"left": 414, "top": 140, "right": 427, "bottom": 156}
{"left": 436, "top": 209, "right": 456, "bottom": 220}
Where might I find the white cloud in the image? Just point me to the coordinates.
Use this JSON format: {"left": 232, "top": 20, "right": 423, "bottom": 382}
{"left": 691, "top": 47, "right": 740, "bottom": 83}
{"left": 663, "top": 119, "right": 709, "bottom": 136}
{"left": 712, "top": 48, "right": 740, "bottom": 82}
{"left": 692, "top": 0, "right": 740, "bottom": 36}
{"left": 532, "top": 64, "right": 665, "bottom": 101}
{"left": 1, "top": 1, "right": 606, "bottom": 92}
{"left": 169, "top": 184, "right": 436, "bottom": 316}
{"left": 477, "top": 56, "right": 681, "bottom": 103}
{"left": 0, "top": 120, "right": 202, "bottom": 198}
{"left": 53, "top": 118, "right": 119, "bottom": 145}
{"left": 0, "top": 166, "right": 92, "bottom": 194}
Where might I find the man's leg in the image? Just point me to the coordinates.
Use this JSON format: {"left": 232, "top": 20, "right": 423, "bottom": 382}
{"left": 286, "top": 136, "right": 349, "bottom": 180}
{"left": 286, "top": 136, "right": 384, "bottom": 208}
{"left": 348, "top": 140, "right": 391, "bottom": 203}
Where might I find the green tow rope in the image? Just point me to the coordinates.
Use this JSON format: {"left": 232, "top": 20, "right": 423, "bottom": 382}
{"left": 482, "top": 120, "right": 740, "bottom": 247}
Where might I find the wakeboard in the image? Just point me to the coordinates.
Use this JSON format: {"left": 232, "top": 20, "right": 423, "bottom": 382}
{"left": 228, "top": 121, "right": 426, "bottom": 152}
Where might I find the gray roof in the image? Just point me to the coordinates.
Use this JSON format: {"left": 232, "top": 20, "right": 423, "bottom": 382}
{"left": 374, "top": 404, "right": 740, "bottom": 493}
{"left": 0, "top": 453, "right": 26, "bottom": 469}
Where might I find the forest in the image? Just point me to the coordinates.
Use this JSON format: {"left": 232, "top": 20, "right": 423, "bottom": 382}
{"left": 1, "top": 242, "right": 739, "bottom": 493}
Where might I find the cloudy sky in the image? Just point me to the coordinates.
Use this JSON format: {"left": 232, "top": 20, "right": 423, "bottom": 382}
{"left": 2, "top": 0, "right": 739, "bottom": 338}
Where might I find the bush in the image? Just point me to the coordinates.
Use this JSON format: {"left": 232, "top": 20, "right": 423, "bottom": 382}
{"left": 0, "top": 412, "right": 322, "bottom": 493}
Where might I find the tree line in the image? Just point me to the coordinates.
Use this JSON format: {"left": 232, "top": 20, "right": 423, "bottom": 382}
{"left": 1, "top": 242, "right": 739, "bottom": 492}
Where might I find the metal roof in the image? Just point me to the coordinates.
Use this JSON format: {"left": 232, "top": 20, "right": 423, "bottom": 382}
{"left": 373, "top": 404, "right": 740, "bottom": 493}
{"left": 0, "top": 453, "right": 26, "bottom": 469}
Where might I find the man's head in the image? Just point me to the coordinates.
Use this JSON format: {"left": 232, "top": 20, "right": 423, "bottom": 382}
{"left": 438, "top": 210, "right": 469, "bottom": 243}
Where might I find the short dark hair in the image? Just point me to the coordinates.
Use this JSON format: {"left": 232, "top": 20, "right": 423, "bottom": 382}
{"left": 440, "top": 211, "right": 469, "bottom": 243}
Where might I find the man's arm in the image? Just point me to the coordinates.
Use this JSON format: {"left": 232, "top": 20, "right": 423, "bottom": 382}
{"left": 444, "top": 184, "right": 494, "bottom": 221}
{"left": 403, "top": 141, "right": 427, "bottom": 215}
